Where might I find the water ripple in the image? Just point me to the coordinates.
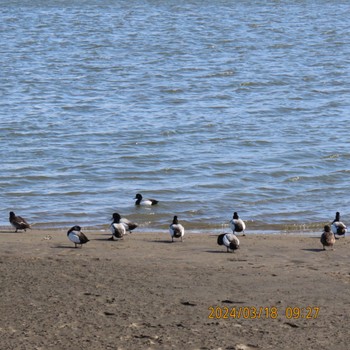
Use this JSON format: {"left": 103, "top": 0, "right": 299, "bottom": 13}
{"left": 1, "top": 1, "right": 350, "bottom": 232}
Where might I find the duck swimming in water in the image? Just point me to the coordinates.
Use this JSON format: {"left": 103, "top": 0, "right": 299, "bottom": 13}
{"left": 134, "top": 193, "right": 159, "bottom": 206}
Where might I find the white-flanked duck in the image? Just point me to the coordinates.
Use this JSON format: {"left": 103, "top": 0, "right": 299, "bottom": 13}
{"left": 169, "top": 215, "right": 185, "bottom": 242}
{"left": 67, "top": 225, "right": 90, "bottom": 248}
{"left": 320, "top": 225, "right": 335, "bottom": 250}
{"left": 111, "top": 212, "right": 138, "bottom": 233}
{"left": 9, "top": 211, "right": 31, "bottom": 232}
{"left": 134, "top": 193, "right": 159, "bottom": 206}
{"left": 230, "top": 212, "right": 246, "bottom": 235}
{"left": 331, "top": 212, "right": 347, "bottom": 237}
{"left": 217, "top": 233, "right": 240, "bottom": 252}
{"left": 120, "top": 217, "right": 138, "bottom": 232}
{"left": 109, "top": 212, "right": 126, "bottom": 240}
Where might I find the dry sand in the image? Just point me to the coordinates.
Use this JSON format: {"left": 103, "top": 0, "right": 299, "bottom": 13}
{"left": 1, "top": 228, "right": 350, "bottom": 350}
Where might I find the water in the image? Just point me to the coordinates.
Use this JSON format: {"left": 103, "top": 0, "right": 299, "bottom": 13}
{"left": 1, "top": 0, "right": 350, "bottom": 234}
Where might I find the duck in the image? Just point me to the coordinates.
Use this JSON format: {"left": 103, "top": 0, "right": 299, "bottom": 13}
{"left": 230, "top": 212, "right": 246, "bottom": 235}
{"left": 134, "top": 193, "right": 159, "bottom": 206}
{"left": 67, "top": 225, "right": 90, "bottom": 248}
{"left": 109, "top": 212, "right": 126, "bottom": 240}
{"left": 217, "top": 232, "right": 240, "bottom": 252}
{"left": 111, "top": 212, "right": 138, "bottom": 233}
{"left": 120, "top": 217, "right": 138, "bottom": 232}
{"left": 169, "top": 215, "right": 185, "bottom": 242}
{"left": 320, "top": 225, "right": 335, "bottom": 250}
{"left": 9, "top": 211, "right": 31, "bottom": 232}
{"left": 331, "top": 211, "right": 347, "bottom": 237}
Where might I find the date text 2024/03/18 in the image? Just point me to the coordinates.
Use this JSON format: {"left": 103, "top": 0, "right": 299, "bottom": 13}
{"left": 208, "top": 306, "right": 320, "bottom": 320}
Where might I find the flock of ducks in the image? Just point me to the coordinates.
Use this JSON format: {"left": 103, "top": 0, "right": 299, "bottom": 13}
{"left": 8, "top": 193, "right": 348, "bottom": 252}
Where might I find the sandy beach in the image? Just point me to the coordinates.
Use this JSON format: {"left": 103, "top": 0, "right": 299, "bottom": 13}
{"left": 1, "top": 228, "right": 349, "bottom": 350}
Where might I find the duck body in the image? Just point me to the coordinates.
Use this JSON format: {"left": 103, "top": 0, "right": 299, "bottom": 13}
{"left": 331, "top": 212, "right": 347, "bottom": 237}
{"left": 230, "top": 212, "right": 246, "bottom": 235}
{"left": 169, "top": 216, "right": 185, "bottom": 242}
{"left": 67, "top": 225, "right": 89, "bottom": 248}
{"left": 120, "top": 217, "right": 138, "bottom": 232}
{"left": 134, "top": 193, "right": 159, "bottom": 206}
{"left": 109, "top": 213, "right": 126, "bottom": 240}
{"left": 9, "top": 211, "right": 31, "bottom": 232}
{"left": 111, "top": 212, "right": 138, "bottom": 232}
{"left": 320, "top": 225, "right": 335, "bottom": 250}
{"left": 217, "top": 233, "right": 240, "bottom": 252}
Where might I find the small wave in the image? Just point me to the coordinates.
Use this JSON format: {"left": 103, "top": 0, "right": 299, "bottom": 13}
{"left": 322, "top": 153, "right": 340, "bottom": 160}
{"left": 286, "top": 176, "right": 300, "bottom": 182}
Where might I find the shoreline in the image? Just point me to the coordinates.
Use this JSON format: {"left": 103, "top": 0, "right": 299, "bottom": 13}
{"left": 0, "top": 225, "right": 326, "bottom": 237}
{"left": 0, "top": 217, "right": 332, "bottom": 235}
{"left": 1, "top": 229, "right": 349, "bottom": 349}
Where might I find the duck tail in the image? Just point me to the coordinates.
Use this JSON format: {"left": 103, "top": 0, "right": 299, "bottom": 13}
{"left": 217, "top": 234, "right": 225, "bottom": 246}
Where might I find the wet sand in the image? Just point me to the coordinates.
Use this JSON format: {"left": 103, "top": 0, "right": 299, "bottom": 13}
{"left": 1, "top": 228, "right": 349, "bottom": 349}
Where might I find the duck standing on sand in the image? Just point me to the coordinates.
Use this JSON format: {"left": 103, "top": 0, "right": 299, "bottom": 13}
{"left": 9, "top": 211, "right": 31, "bottom": 232}
{"left": 169, "top": 215, "right": 185, "bottom": 242}
{"left": 320, "top": 225, "right": 335, "bottom": 250}
{"left": 109, "top": 212, "right": 126, "bottom": 241}
{"left": 331, "top": 212, "right": 347, "bottom": 238}
{"left": 134, "top": 193, "right": 159, "bottom": 206}
{"left": 111, "top": 212, "right": 138, "bottom": 233}
{"left": 217, "top": 233, "right": 240, "bottom": 252}
{"left": 230, "top": 212, "right": 246, "bottom": 236}
{"left": 67, "top": 225, "right": 90, "bottom": 248}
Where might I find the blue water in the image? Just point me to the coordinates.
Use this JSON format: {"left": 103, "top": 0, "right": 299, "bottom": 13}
{"left": 1, "top": 1, "right": 350, "bottom": 233}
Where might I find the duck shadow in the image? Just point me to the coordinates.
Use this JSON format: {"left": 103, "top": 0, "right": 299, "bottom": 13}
{"left": 53, "top": 245, "right": 78, "bottom": 249}
{"left": 150, "top": 240, "right": 179, "bottom": 244}
{"left": 301, "top": 248, "right": 325, "bottom": 253}
{"left": 205, "top": 250, "right": 236, "bottom": 254}
{"left": 93, "top": 237, "right": 116, "bottom": 241}
{"left": 0, "top": 230, "right": 18, "bottom": 234}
